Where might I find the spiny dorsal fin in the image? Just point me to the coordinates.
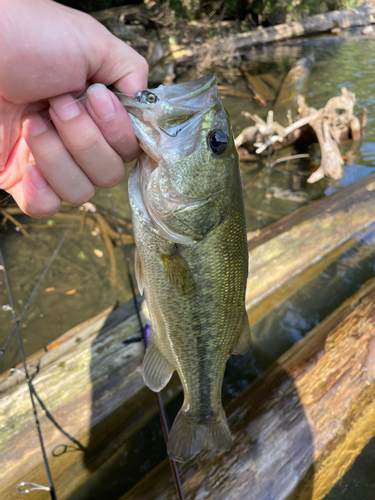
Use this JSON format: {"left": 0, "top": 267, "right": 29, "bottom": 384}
{"left": 160, "top": 250, "right": 196, "bottom": 296}
{"left": 232, "top": 312, "right": 251, "bottom": 355}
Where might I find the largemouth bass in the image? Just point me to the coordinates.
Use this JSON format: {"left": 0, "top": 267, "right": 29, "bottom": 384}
{"left": 119, "top": 74, "right": 250, "bottom": 463}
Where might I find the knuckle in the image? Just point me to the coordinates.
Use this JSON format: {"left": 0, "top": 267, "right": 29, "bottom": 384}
{"left": 38, "top": 143, "right": 67, "bottom": 166}
{"left": 95, "top": 163, "right": 124, "bottom": 188}
{"left": 68, "top": 130, "right": 101, "bottom": 154}
{"left": 66, "top": 184, "right": 95, "bottom": 206}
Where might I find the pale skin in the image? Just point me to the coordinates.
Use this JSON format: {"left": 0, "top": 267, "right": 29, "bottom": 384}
{"left": 0, "top": 0, "right": 148, "bottom": 219}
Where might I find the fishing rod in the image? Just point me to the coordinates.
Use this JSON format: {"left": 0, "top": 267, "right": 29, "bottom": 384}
{"left": 0, "top": 250, "right": 57, "bottom": 500}
{"left": 108, "top": 192, "right": 185, "bottom": 500}
{"left": 0, "top": 208, "right": 80, "bottom": 361}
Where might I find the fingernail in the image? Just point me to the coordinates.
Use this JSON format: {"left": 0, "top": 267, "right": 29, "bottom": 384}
{"left": 27, "top": 163, "right": 49, "bottom": 189}
{"left": 50, "top": 94, "right": 81, "bottom": 121}
{"left": 22, "top": 115, "right": 48, "bottom": 137}
{"left": 87, "top": 84, "right": 116, "bottom": 120}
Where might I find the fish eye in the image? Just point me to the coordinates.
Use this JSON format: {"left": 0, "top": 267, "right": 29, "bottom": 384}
{"left": 207, "top": 130, "right": 228, "bottom": 154}
{"left": 134, "top": 91, "right": 159, "bottom": 104}
{"left": 146, "top": 92, "right": 158, "bottom": 103}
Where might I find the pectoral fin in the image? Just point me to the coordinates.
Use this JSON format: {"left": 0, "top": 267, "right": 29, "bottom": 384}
{"left": 160, "top": 250, "right": 196, "bottom": 296}
{"left": 142, "top": 337, "right": 174, "bottom": 392}
{"left": 232, "top": 312, "right": 251, "bottom": 355}
{"left": 134, "top": 248, "right": 144, "bottom": 295}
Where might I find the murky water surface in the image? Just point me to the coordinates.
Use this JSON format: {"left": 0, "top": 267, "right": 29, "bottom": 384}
{"left": 1, "top": 36, "right": 375, "bottom": 499}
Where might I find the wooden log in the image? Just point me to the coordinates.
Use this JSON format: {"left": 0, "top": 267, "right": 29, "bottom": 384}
{"left": 121, "top": 274, "right": 375, "bottom": 500}
{"left": 0, "top": 301, "right": 183, "bottom": 500}
{"left": 232, "top": 4, "right": 373, "bottom": 50}
{"left": 246, "top": 171, "right": 375, "bottom": 321}
{"left": 240, "top": 65, "right": 276, "bottom": 105}
{"left": 274, "top": 54, "right": 315, "bottom": 126}
{"left": 2, "top": 172, "right": 375, "bottom": 498}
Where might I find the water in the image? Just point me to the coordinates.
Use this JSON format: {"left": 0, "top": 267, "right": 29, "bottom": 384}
{"left": 1, "top": 36, "right": 375, "bottom": 499}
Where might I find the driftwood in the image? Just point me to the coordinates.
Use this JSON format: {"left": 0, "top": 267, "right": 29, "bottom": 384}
{"left": 231, "top": 3, "right": 373, "bottom": 50}
{"left": 1, "top": 173, "right": 375, "bottom": 498}
{"left": 122, "top": 274, "right": 375, "bottom": 500}
{"left": 235, "top": 87, "right": 367, "bottom": 183}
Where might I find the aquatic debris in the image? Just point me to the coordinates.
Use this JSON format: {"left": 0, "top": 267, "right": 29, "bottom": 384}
{"left": 81, "top": 202, "right": 97, "bottom": 213}
{"left": 235, "top": 88, "right": 367, "bottom": 183}
{"left": 0, "top": 207, "right": 29, "bottom": 237}
{"left": 119, "top": 74, "right": 249, "bottom": 463}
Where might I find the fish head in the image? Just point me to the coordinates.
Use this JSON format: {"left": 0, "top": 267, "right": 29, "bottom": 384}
{"left": 120, "top": 74, "right": 239, "bottom": 244}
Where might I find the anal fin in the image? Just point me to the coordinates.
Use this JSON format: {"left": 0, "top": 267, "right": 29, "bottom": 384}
{"left": 142, "top": 337, "right": 174, "bottom": 392}
{"left": 232, "top": 312, "right": 251, "bottom": 355}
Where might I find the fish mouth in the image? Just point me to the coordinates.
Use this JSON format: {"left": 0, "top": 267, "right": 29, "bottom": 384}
{"left": 116, "top": 73, "right": 220, "bottom": 152}
{"left": 159, "top": 124, "right": 186, "bottom": 137}
{"left": 117, "top": 73, "right": 217, "bottom": 118}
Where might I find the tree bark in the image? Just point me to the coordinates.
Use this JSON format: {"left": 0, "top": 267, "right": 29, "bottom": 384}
{"left": 121, "top": 275, "right": 375, "bottom": 500}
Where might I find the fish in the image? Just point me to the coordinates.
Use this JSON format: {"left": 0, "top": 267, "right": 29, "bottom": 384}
{"left": 119, "top": 74, "right": 250, "bottom": 463}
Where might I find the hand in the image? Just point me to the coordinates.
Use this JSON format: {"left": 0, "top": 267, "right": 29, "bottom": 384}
{"left": 0, "top": 0, "right": 148, "bottom": 219}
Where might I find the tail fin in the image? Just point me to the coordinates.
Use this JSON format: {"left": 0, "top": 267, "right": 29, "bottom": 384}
{"left": 167, "top": 407, "right": 231, "bottom": 463}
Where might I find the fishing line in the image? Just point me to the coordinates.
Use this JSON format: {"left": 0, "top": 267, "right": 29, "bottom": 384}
{"left": 0, "top": 250, "right": 57, "bottom": 500}
{"left": 41, "top": 90, "right": 136, "bottom": 128}
{"left": 108, "top": 192, "right": 185, "bottom": 500}
{"left": 0, "top": 207, "right": 80, "bottom": 361}
{"left": 0, "top": 193, "right": 12, "bottom": 203}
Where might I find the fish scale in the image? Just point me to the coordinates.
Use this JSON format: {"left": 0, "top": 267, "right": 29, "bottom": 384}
{"left": 120, "top": 74, "right": 250, "bottom": 463}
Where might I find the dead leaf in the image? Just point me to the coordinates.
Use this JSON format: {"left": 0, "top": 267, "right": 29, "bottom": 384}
{"left": 45, "top": 287, "right": 55, "bottom": 292}
{"left": 65, "top": 289, "right": 76, "bottom": 295}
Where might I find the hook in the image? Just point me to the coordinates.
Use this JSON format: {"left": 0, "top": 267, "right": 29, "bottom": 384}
{"left": 17, "top": 482, "right": 50, "bottom": 493}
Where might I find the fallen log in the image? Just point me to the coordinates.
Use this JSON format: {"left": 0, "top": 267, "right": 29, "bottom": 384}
{"left": 1, "top": 172, "right": 375, "bottom": 498}
{"left": 246, "top": 171, "right": 375, "bottom": 321}
{"left": 240, "top": 65, "right": 275, "bottom": 105}
{"left": 121, "top": 274, "right": 375, "bottom": 500}
{"left": 274, "top": 54, "right": 314, "bottom": 126}
{"left": 232, "top": 3, "right": 373, "bottom": 50}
